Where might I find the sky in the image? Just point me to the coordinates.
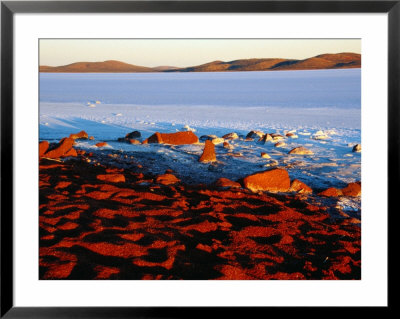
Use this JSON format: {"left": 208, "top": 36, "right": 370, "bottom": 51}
{"left": 40, "top": 39, "right": 361, "bottom": 67}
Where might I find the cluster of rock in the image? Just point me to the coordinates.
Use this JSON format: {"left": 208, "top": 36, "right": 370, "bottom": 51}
{"left": 39, "top": 129, "right": 361, "bottom": 199}
{"left": 198, "top": 130, "right": 298, "bottom": 164}
{"left": 40, "top": 130, "right": 93, "bottom": 159}
{"left": 50, "top": 129, "right": 360, "bottom": 167}
{"left": 39, "top": 137, "right": 78, "bottom": 159}
{"left": 220, "top": 130, "right": 318, "bottom": 156}
{"left": 249, "top": 131, "right": 294, "bottom": 144}
{"left": 128, "top": 129, "right": 358, "bottom": 167}
{"left": 212, "top": 167, "right": 360, "bottom": 198}
{"left": 242, "top": 130, "right": 317, "bottom": 155}
{"left": 244, "top": 129, "right": 360, "bottom": 154}
{"left": 318, "top": 182, "right": 361, "bottom": 197}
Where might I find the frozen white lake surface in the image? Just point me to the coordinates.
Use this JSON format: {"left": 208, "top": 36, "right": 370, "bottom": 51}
{"left": 40, "top": 69, "right": 361, "bottom": 109}
{"left": 40, "top": 69, "right": 361, "bottom": 209}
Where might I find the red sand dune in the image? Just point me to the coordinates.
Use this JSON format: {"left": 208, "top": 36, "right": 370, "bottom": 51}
{"left": 39, "top": 157, "right": 361, "bottom": 280}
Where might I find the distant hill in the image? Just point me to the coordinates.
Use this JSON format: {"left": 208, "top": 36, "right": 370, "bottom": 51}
{"left": 40, "top": 53, "right": 360, "bottom": 73}
{"left": 39, "top": 60, "right": 155, "bottom": 73}
{"left": 270, "top": 53, "right": 361, "bottom": 71}
{"left": 171, "top": 58, "right": 290, "bottom": 72}
{"left": 170, "top": 53, "right": 361, "bottom": 72}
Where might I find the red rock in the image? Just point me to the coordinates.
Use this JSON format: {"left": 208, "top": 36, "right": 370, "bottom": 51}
{"left": 39, "top": 141, "right": 49, "bottom": 157}
{"left": 129, "top": 139, "right": 141, "bottom": 144}
{"left": 69, "top": 130, "right": 88, "bottom": 140}
{"left": 77, "top": 150, "right": 86, "bottom": 155}
{"left": 147, "top": 131, "right": 199, "bottom": 145}
{"left": 96, "top": 174, "right": 125, "bottom": 183}
{"left": 62, "top": 148, "right": 77, "bottom": 157}
{"left": 44, "top": 137, "right": 74, "bottom": 159}
{"left": 199, "top": 140, "right": 217, "bottom": 162}
{"left": 214, "top": 178, "right": 241, "bottom": 189}
{"left": 155, "top": 173, "right": 180, "bottom": 185}
{"left": 342, "top": 182, "right": 361, "bottom": 197}
{"left": 89, "top": 136, "right": 95, "bottom": 140}
{"left": 147, "top": 132, "right": 172, "bottom": 144}
{"left": 243, "top": 168, "right": 291, "bottom": 192}
{"left": 289, "top": 179, "right": 312, "bottom": 194}
{"left": 318, "top": 187, "right": 343, "bottom": 197}
{"left": 95, "top": 142, "right": 110, "bottom": 147}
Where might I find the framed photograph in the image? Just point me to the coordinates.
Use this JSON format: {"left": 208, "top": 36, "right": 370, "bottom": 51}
{"left": 1, "top": 0, "right": 395, "bottom": 316}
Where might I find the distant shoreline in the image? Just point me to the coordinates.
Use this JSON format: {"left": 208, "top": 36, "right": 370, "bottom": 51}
{"left": 40, "top": 52, "right": 361, "bottom": 73}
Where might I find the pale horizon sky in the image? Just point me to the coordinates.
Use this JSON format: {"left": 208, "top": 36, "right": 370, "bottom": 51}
{"left": 40, "top": 39, "right": 361, "bottom": 67}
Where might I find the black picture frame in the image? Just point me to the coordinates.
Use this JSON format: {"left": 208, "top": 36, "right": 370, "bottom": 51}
{"left": 1, "top": 0, "right": 396, "bottom": 317}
